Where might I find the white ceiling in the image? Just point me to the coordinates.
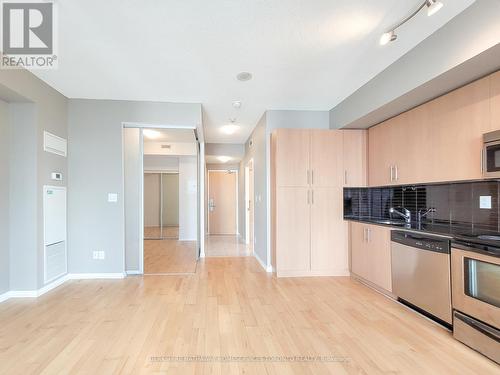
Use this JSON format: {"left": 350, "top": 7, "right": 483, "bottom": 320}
{"left": 142, "top": 128, "right": 196, "bottom": 143}
{"left": 32, "top": 0, "right": 475, "bottom": 143}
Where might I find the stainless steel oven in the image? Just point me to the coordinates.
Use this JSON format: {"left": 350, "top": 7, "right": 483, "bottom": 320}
{"left": 451, "top": 241, "right": 500, "bottom": 363}
{"left": 483, "top": 130, "right": 500, "bottom": 177}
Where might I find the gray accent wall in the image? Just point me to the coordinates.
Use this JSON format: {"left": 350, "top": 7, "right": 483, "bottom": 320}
{"left": 330, "top": 0, "right": 500, "bottom": 129}
{"left": 0, "top": 100, "right": 9, "bottom": 294}
{"left": 68, "top": 100, "right": 201, "bottom": 274}
{"left": 0, "top": 69, "right": 68, "bottom": 291}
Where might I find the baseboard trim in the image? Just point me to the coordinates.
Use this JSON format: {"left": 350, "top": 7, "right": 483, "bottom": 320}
{"left": 68, "top": 273, "right": 126, "bottom": 279}
{"left": 254, "top": 253, "right": 273, "bottom": 273}
{"left": 126, "top": 270, "right": 142, "bottom": 275}
{"left": 0, "top": 272, "right": 128, "bottom": 304}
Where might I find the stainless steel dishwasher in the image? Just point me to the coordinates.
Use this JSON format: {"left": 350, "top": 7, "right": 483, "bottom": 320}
{"left": 391, "top": 231, "right": 452, "bottom": 326}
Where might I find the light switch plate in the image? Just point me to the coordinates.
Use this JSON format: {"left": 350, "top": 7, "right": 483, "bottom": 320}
{"left": 108, "top": 193, "right": 118, "bottom": 203}
{"left": 480, "top": 196, "right": 492, "bottom": 209}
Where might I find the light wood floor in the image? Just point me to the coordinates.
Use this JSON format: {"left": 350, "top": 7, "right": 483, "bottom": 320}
{"left": 144, "top": 239, "right": 197, "bottom": 274}
{"left": 144, "top": 226, "right": 179, "bottom": 239}
{"left": 0, "top": 257, "right": 498, "bottom": 374}
{"left": 205, "top": 235, "right": 252, "bottom": 257}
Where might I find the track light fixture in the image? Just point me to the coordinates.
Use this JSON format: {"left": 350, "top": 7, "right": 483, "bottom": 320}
{"left": 380, "top": 0, "right": 444, "bottom": 46}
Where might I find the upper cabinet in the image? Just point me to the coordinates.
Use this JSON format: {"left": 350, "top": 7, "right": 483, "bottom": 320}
{"left": 491, "top": 71, "right": 500, "bottom": 130}
{"left": 368, "top": 72, "right": 495, "bottom": 186}
{"left": 274, "top": 128, "right": 310, "bottom": 187}
{"left": 342, "top": 130, "right": 367, "bottom": 187}
{"left": 311, "top": 130, "right": 343, "bottom": 187}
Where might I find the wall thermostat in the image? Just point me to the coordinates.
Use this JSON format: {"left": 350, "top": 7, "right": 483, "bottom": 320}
{"left": 51, "top": 172, "right": 63, "bottom": 181}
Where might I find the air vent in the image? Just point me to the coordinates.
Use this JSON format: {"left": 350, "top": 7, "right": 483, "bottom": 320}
{"left": 161, "top": 144, "right": 171, "bottom": 149}
{"left": 44, "top": 131, "right": 67, "bottom": 157}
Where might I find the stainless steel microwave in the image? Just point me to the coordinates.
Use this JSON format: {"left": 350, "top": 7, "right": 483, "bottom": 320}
{"left": 483, "top": 130, "right": 500, "bottom": 177}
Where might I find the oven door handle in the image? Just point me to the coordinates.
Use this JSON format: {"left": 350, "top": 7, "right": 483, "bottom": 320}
{"left": 455, "top": 311, "right": 500, "bottom": 343}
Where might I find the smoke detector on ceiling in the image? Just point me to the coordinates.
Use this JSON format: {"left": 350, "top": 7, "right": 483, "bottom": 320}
{"left": 232, "top": 100, "right": 242, "bottom": 109}
{"left": 236, "top": 72, "right": 252, "bottom": 82}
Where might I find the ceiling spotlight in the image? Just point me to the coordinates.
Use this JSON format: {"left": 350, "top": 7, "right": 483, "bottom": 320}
{"left": 380, "top": 30, "right": 397, "bottom": 45}
{"left": 236, "top": 72, "right": 252, "bottom": 82}
{"left": 143, "top": 129, "right": 161, "bottom": 139}
{"left": 426, "top": 0, "right": 443, "bottom": 16}
{"left": 217, "top": 156, "right": 231, "bottom": 163}
{"left": 232, "top": 100, "right": 242, "bottom": 109}
{"left": 379, "top": 0, "right": 444, "bottom": 46}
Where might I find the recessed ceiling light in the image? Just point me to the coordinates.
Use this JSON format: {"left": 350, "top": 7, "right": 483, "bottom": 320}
{"left": 232, "top": 100, "right": 242, "bottom": 109}
{"left": 143, "top": 129, "right": 161, "bottom": 139}
{"left": 426, "top": 0, "right": 443, "bottom": 16}
{"left": 236, "top": 72, "right": 252, "bottom": 82}
{"left": 220, "top": 124, "right": 239, "bottom": 135}
{"left": 217, "top": 156, "right": 231, "bottom": 163}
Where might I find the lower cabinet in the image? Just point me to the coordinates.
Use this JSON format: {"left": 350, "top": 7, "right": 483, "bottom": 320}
{"left": 350, "top": 222, "right": 392, "bottom": 293}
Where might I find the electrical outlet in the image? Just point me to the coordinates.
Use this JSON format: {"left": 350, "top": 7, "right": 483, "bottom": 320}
{"left": 93, "top": 250, "right": 106, "bottom": 260}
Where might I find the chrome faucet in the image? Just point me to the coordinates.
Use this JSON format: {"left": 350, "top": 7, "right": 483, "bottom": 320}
{"left": 389, "top": 207, "right": 411, "bottom": 224}
{"left": 418, "top": 207, "right": 436, "bottom": 223}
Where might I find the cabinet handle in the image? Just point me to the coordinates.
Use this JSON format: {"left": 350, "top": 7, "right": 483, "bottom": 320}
{"left": 363, "top": 228, "right": 367, "bottom": 242}
{"left": 307, "top": 190, "right": 310, "bottom": 205}
{"left": 367, "top": 228, "right": 371, "bottom": 242}
{"left": 390, "top": 166, "right": 394, "bottom": 182}
{"left": 311, "top": 170, "right": 314, "bottom": 185}
{"left": 344, "top": 170, "right": 348, "bottom": 186}
{"left": 394, "top": 165, "right": 398, "bottom": 181}
{"left": 311, "top": 190, "right": 314, "bottom": 205}
{"left": 307, "top": 170, "right": 310, "bottom": 185}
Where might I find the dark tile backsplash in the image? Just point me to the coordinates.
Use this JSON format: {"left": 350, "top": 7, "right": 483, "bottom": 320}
{"left": 344, "top": 180, "right": 500, "bottom": 233}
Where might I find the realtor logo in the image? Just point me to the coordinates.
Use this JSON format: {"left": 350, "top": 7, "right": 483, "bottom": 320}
{"left": 1, "top": 1, "right": 57, "bottom": 69}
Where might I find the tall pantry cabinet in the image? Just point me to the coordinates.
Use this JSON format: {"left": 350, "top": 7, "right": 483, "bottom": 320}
{"left": 271, "top": 128, "right": 365, "bottom": 277}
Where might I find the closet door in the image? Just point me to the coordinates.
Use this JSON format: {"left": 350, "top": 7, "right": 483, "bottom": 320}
{"left": 275, "top": 129, "right": 310, "bottom": 187}
{"left": 310, "top": 130, "right": 343, "bottom": 187}
{"left": 275, "top": 187, "right": 311, "bottom": 276}
{"left": 310, "top": 187, "right": 347, "bottom": 275}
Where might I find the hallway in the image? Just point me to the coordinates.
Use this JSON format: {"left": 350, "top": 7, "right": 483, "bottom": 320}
{"left": 144, "top": 238, "right": 197, "bottom": 274}
{"left": 205, "top": 235, "right": 252, "bottom": 257}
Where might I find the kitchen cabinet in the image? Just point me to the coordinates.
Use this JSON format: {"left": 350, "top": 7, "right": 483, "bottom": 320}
{"left": 342, "top": 130, "right": 367, "bottom": 187}
{"left": 271, "top": 128, "right": 349, "bottom": 277}
{"left": 491, "top": 70, "right": 500, "bottom": 130}
{"left": 350, "top": 222, "right": 392, "bottom": 292}
{"left": 274, "top": 128, "right": 310, "bottom": 187}
{"left": 368, "top": 73, "right": 493, "bottom": 186}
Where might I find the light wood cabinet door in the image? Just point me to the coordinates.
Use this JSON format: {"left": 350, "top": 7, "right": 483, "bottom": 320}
{"left": 275, "top": 129, "right": 310, "bottom": 187}
{"left": 491, "top": 71, "right": 500, "bottom": 130}
{"left": 350, "top": 222, "right": 392, "bottom": 292}
{"left": 350, "top": 222, "right": 369, "bottom": 279}
{"left": 310, "top": 130, "right": 343, "bottom": 187}
{"left": 427, "top": 76, "right": 490, "bottom": 183}
{"left": 368, "top": 121, "right": 394, "bottom": 186}
{"left": 365, "top": 224, "right": 392, "bottom": 292}
{"left": 275, "top": 187, "right": 310, "bottom": 275}
{"left": 342, "top": 130, "right": 367, "bottom": 187}
{"left": 310, "top": 187, "right": 347, "bottom": 274}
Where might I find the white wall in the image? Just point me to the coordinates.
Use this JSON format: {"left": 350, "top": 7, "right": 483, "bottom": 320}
{"left": 68, "top": 99, "right": 201, "bottom": 274}
{"left": 143, "top": 155, "right": 179, "bottom": 171}
{"left": 0, "top": 100, "right": 9, "bottom": 294}
{"left": 179, "top": 156, "right": 198, "bottom": 241}
{"left": 144, "top": 141, "right": 197, "bottom": 156}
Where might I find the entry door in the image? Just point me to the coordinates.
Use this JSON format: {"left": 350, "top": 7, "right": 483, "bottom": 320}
{"left": 208, "top": 171, "right": 237, "bottom": 235}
